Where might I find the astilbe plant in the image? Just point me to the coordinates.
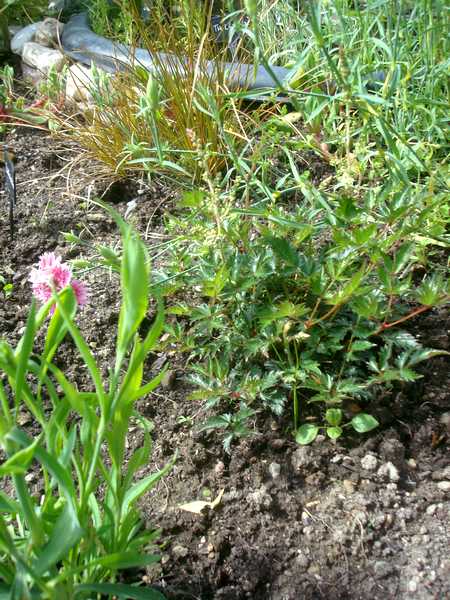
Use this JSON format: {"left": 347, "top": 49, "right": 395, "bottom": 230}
{"left": 0, "top": 204, "right": 170, "bottom": 599}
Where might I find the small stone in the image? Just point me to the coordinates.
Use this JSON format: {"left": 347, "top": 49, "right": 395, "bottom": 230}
{"left": 22, "top": 42, "right": 66, "bottom": 74}
{"left": 425, "top": 504, "right": 437, "bottom": 516}
{"left": 268, "top": 462, "right": 281, "bottom": 480}
{"left": 440, "top": 412, "right": 450, "bottom": 431}
{"left": 408, "top": 580, "right": 418, "bottom": 593}
{"left": 11, "top": 22, "right": 40, "bottom": 55}
{"left": 407, "top": 458, "right": 417, "bottom": 469}
{"left": 377, "top": 461, "right": 400, "bottom": 482}
{"left": 330, "top": 454, "right": 343, "bottom": 464}
{"left": 361, "top": 453, "right": 378, "bottom": 471}
{"left": 437, "top": 481, "right": 450, "bottom": 492}
{"left": 34, "top": 18, "right": 64, "bottom": 48}
{"left": 343, "top": 479, "right": 356, "bottom": 494}
{"left": 172, "top": 544, "right": 188, "bottom": 558}
{"left": 296, "top": 552, "right": 310, "bottom": 569}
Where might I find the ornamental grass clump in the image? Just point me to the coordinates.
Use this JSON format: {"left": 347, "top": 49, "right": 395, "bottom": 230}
{"left": 0, "top": 204, "right": 170, "bottom": 599}
{"left": 60, "top": 0, "right": 263, "bottom": 185}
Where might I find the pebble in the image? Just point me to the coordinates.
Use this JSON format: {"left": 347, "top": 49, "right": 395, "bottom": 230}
{"left": 296, "top": 552, "right": 310, "bottom": 569}
{"left": 268, "top": 462, "right": 281, "bottom": 480}
{"left": 377, "top": 461, "right": 400, "bottom": 482}
{"left": 437, "top": 481, "right": 450, "bottom": 492}
{"left": 361, "top": 453, "right": 378, "bottom": 471}
{"left": 343, "top": 479, "right": 356, "bottom": 494}
{"left": 172, "top": 544, "right": 188, "bottom": 558}
{"left": 330, "top": 454, "right": 343, "bottom": 464}
{"left": 426, "top": 504, "right": 437, "bottom": 516}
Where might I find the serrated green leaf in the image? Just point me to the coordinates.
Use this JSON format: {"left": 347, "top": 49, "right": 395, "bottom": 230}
{"left": 266, "top": 236, "right": 299, "bottom": 267}
{"left": 350, "top": 340, "right": 375, "bottom": 353}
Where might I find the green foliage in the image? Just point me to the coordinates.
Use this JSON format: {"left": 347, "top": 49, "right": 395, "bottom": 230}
{"left": 0, "top": 275, "right": 13, "bottom": 299}
{"left": 57, "top": 0, "right": 448, "bottom": 451}
{"left": 0, "top": 0, "right": 49, "bottom": 24}
{"left": 160, "top": 168, "right": 448, "bottom": 447}
{"left": 0, "top": 205, "right": 170, "bottom": 599}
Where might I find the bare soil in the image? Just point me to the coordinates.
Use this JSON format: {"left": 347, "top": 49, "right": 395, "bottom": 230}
{"left": 1, "top": 128, "right": 449, "bottom": 600}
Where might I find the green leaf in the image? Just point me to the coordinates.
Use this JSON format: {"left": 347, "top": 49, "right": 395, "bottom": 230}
{"left": 0, "top": 491, "right": 19, "bottom": 514}
{"left": 0, "top": 437, "right": 39, "bottom": 476}
{"left": 42, "top": 287, "right": 77, "bottom": 373}
{"left": 94, "top": 552, "right": 160, "bottom": 570}
{"left": 8, "top": 428, "right": 77, "bottom": 509}
{"left": 33, "top": 504, "right": 83, "bottom": 576}
{"left": 349, "top": 340, "right": 375, "bottom": 353}
{"left": 75, "top": 583, "right": 165, "bottom": 600}
{"left": 295, "top": 424, "right": 319, "bottom": 445}
{"left": 325, "top": 408, "right": 342, "bottom": 427}
{"left": 258, "top": 301, "right": 308, "bottom": 326}
{"left": 122, "top": 456, "right": 175, "bottom": 515}
{"left": 326, "top": 426, "right": 343, "bottom": 440}
{"left": 351, "top": 413, "right": 379, "bottom": 433}
{"left": 14, "top": 300, "right": 37, "bottom": 405}
{"left": 116, "top": 227, "right": 150, "bottom": 370}
{"left": 178, "top": 190, "right": 205, "bottom": 208}
{"left": 266, "top": 236, "right": 299, "bottom": 267}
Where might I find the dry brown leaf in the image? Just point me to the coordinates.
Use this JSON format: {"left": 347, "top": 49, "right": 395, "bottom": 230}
{"left": 178, "top": 489, "right": 225, "bottom": 515}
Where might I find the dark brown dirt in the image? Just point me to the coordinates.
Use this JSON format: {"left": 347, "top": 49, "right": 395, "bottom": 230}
{"left": 1, "top": 128, "right": 449, "bottom": 600}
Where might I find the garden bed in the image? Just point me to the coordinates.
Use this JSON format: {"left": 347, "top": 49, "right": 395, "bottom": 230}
{"left": 1, "top": 127, "right": 449, "bottom": 600}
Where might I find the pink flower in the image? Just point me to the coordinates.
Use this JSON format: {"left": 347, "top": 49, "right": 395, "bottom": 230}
{"left": 71, "top": 279, "right": 89, "bottom": 306}
{"left": 29, "top": 252, "right": 88, "bottom": 310}
{"left": 39, "top": 252, "right": 62, "bottom": 271}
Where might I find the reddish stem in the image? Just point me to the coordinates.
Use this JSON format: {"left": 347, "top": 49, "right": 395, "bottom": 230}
{"left": 374, "top": 304, "right": 432, "bottom": 335}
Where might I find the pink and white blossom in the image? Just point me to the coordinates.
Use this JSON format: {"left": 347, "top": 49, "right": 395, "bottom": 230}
{"left": 29, "top": 252, "right": 88, "bottom": 310}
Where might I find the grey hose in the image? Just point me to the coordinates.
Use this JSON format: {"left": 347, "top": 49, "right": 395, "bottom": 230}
{"left": 61, "top": 12, "right": 291, "bottom": 90}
